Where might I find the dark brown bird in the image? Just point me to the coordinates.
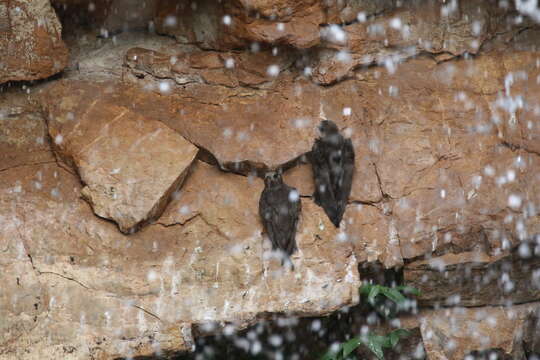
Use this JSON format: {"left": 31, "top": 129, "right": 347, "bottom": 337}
{"left": 259, "top": 170, "right": 301, "bottom": 267}
{"left": 311, "top": 120, "right": 355, "bottom": 227}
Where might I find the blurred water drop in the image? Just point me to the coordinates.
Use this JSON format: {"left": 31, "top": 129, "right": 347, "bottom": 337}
{"left": 164, "top": 15, "right": 177, "bottom": 27}
{"left": 225, "top": 58, "right": 235, "bottom": 69}
{"left": 356, "top": 12, "right": 367, "bottom": 22}
{"left": 508, "top": 194, "right": 522, "bottom": 209}
{"left": 389, "top": 18, "right": 402, "bottom": 30}
{"left": 222, "top": 15, "right": 232, "bottom": 26}
{"left": 267, "top": 65, "right": 280, "bottom": 77}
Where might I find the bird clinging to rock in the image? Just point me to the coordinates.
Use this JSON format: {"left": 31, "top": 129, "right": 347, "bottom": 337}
{"left": 311, "top": 120, "right": 355, "bottom": 227}
{"left": 259, "top": 170, "right": 301, "bottom": 268}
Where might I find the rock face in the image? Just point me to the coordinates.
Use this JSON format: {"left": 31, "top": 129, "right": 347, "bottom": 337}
{"left": 53, "top": 0, "right": 157, "bottom": 35}
{"left": 39, "top": 81, "right": 199, "bottom": 233}
{"left": 0, "top": 152, "right": 359, "bottom": 358}
{"left": 0, "top": 90, "right": 55, "bottom": 171}
{"left": 41, "top": 42, "right": 540, "bottom": 273}
{"left": 419, "top": 303, "right": 540, "bottom": 359}
{"left": 309, "top": 0, "right": 517, "bottom": 84}
{"left": 405, "top": 250, "right": 540, "bottom": 307}
{"left": 152, "top": 0, "right": 527, "bottom": 84}
{"left": 354, "top": 302, "right": 540, "bottom": 360}
{"left": 121, "top": 46, "right": 382, "bottom": 202}
{"left": 0, "top": 0, "right": 68, "bottom": 83}
{"left": 3, "top": 0, "right": 540, "bottom": 358}
{"left": 121, "top": 45, "right": 540, "bottom": 267}
{"left": 153, "top": 0, "right": 323, "bottom": 50}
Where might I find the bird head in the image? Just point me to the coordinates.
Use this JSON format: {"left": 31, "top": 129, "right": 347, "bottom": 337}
{"left": 318, "top": 120, "right": 339, "bottom": 137}
{"left": 264, "top": 170, "right": 283, "bottom": 187}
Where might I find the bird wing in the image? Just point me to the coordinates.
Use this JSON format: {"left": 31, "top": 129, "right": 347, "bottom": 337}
{"left": 276, "top": 185, "right": 300, "bottom": 256}
{"left": 312, "top": 138, "right": 339, "bottom": 224}
{"left": 259, "top": 185, "right": 301, "bottom": 258}
{"left": 340, "top": 138, "right": 355, "bottom": 202}
{"left": 286, "top": 191, "right": 300, "bottom": 255}
{"left": 274, "top": 186, "right": 300, "bottom": 256}
{"left": 259, "top": 189, "right": 280, "bottom": 250}
{"left": 335, "top": 138, "right": 355, "bottom": 220}
{"left": 311, "top": 139, "right": 337, "bottom": 206}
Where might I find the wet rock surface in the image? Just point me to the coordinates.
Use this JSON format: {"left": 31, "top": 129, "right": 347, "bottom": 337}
{"left": 0, "top": 134, "right": 359, "bottom": 358}
{"left": 419, "top": 303, "right": 540, "bottom": 360}
{"left": 2, "top": 0, "right": 540, "bottom": 358}
{"left": 405, "top": 250, "right": 540, "bottom": 307}
{"left": 0, "top": 90, "right": 55, "bottom": 171}
{"left": 0, "top": 0, "right": 68, "bottom": 83}
{"left": 39, "top": 82, "right": 199, "bottom": 233}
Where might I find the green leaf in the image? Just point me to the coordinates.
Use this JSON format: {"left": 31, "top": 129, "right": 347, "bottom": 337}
{"left": 387, "top": 329, "right": 411, "bottom": 348}
{"left": 395, "top": 285, "right": 421, "bottom": 296}
{"left": 365, "top": 334, "right": 386, "bottom": 360}
{"left": 379, "top": 287, "right": 407, "bottom": 305}
{"left": 320, "top": 347, "right": 340, "bottom": 360}
{"left": 360, "top": 283, "right": 374, "bottom": 296}
{"left": 342, "top": 337, "right": 362, "bottom": 358}
{"left": 367, "top": 285, "right": 381, "bottom": 305}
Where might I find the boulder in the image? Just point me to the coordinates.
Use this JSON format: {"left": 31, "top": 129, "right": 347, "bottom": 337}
{"left": 0, "top": 0, "right": 68, "bottom": 83}
{"left": 404, "top": 250, "right": 540, "bottom": 307}
{"left": 121, "top": 47, "right": 540, "bottom": 267}
{"left": 39, "top": 81, "right": 199, "bottom": 233}
{"left": 0, "top": 90, "right": 55, "bottom": 171}
{"left": 0, "top": 159, "right": 360, "bottom": 359}
{"left": 52, "top": 0, "right": 156, "bottom": 34}
{"left": 420, "top": 303, "right": 540, "bottom": 359}
{"left": 122, "top": 47, "right": 382, "bottom": 202}
{"left": 154, "top": 0, "right": 323, "bottom": 50}
{"left": 37, "top": 44, "right": 540, "bottom": 273}
{"left": 310, "top": 0, "right": 521, "bottom": 84}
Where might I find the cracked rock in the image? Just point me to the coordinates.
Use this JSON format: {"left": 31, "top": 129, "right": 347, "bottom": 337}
{"left": 0, "top": 159, "right": 360, "bottom": 358}
{"left": 0, "top": 0, "right": 68, "bottom": 84}
{"left": 38, "top": 81, "right": 199, "bottom": 233}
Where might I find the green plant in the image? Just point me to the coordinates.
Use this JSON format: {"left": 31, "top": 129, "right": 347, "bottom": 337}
{"left": 321, "top": 329, "right": 411, "bottom": 360}
{"left": 320, "top": 284, "right": 420, "bottom": 360}
{"left": 360, "top": 284, "right": 421, "bottom": 318}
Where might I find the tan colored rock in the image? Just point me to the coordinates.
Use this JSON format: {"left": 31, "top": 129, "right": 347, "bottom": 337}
{"left": 120, "top": 47, "right": 540, "bottom": 268}
{"left": 310, "top": 0, "right": 518, "bottom": 84}
{"left": 154, "top": 0, "right": 229, "bottom": 50}
{"left": 0, "top": 239, "right": 47, "bottom": 360}
{"left": 0, "top": 159, "right": 359, "bottom": 359}
{"left": 52, "top": 0, "right": 156, "bottom": 34}
{"left": 346, "top": 53, "right": 540, "bottom": 261}
{"left": 0, "top": 89, "right": 55, "bottom": 171}
{"left": 420, "top": 303, "right": 540, "bottom": 359}
{"left": 404, "top": 251, "right": 540, "bottom": 307}
{"left": 153, "top": 0, "right": 396, "bottom": 50}
{"left": 154, "top": 0, "right": 322, "bottom": 49}
{"left": 0, "top": 0, "right": 68, "bottom": 83}
{"left": 0, "top": 163, "right": 194, "bottom": 359}
{"left": 491, "top": 51, "right": 540, "bottom": 156}
{"left": 39, "top": 82, "right": 199, "bottom": 233}
{"left": 324, "top": 0, "right": 396, "bottom": 24}
{"left": 225, "top": 1, "right": 324, "bottom": 49}
{"left": 122, "top": 47, "right": 381, "bottom": 202}
{"left": 40, "top": 46, "right": 540, "bottom": 270}
{"left": 366, "top": 303, "right": 540, "bottom": 360}
{"left": 343, "top": 204, "right": 403, "bottom": 268}
{"left": 122, "top": 46, "right": 294, "bottom": 90}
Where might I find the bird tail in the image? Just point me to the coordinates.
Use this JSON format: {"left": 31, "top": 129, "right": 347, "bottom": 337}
{"left": 281, "top": 256, "right": 295, "bottom": 271}
{"left": 273, "top": 248, "right": 295, "bottom": 271}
